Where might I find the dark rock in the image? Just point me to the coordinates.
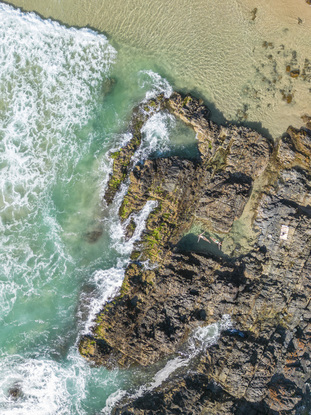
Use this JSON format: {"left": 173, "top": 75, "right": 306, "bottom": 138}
{"left": 8, "top": 383, "right": 23, "bottom": 400}
{"left": 79, "top": 92, "right": 311, "bottom": 414}
{"left": 290, "top": 69, "right": 300, "bottom": 78}
{"left": 250, "top": 8, "right": 257, "bottom": 21}
{"left": 129, "top": 295, "right": 138, "bottom": 309}
{"left": 193, "top": 309, "right": 207, "bottom": 321}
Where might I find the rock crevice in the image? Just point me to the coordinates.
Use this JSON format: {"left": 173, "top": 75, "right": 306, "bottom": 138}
{"left": 79, "top": 93, "right": 311, "bottom": 414}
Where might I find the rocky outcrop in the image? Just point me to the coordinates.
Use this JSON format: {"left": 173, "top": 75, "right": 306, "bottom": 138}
{"left": 79, "top": 93, "right": 311, "bottom": 414}
{"left": 104, "top": 94, "right": 168, "bottom": 205}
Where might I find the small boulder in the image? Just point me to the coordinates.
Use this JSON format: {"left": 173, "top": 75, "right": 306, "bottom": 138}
{"left": 290, "top": 69, "right": 300, "bottom": 78}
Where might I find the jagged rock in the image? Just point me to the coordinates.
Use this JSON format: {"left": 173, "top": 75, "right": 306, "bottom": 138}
{"left": 80, "top": 93, "right": 311, "bottom": 414}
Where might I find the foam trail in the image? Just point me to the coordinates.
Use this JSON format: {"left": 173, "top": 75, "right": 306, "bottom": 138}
{"left": 0, "top": 351, "right": 89, "bottom": 415}
{"left": 138, "top": 70, "right": 173, "bottom": 101}
{"left": 0, "top": 3, "right": 116, "bottom": 319}
{"left": 83, "top": 199, "right": 157, "bottom": 333}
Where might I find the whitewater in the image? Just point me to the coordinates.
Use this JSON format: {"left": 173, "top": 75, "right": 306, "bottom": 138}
{"left": 0, "top": 4, "right": 233, "bottom": 414}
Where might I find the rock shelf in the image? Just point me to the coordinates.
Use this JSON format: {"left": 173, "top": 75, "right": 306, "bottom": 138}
{"left": 79, "top": 92, "right": 311, "bottom": 414}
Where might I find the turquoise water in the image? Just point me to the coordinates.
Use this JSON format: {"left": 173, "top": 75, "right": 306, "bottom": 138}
{"left": 0, "top": 4, "right": 212, "bottom": 414}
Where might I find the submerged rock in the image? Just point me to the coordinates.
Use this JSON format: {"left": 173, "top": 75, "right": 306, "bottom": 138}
{"left": 80, "top": 93, "right": 311, "bottom": 414}
{"left": 8, "top": 383, "right": 23, "bottom": 400}
{"left": 301, "top": 114, "right": 311, "bottom": 129}
{"left": 84, "top": 227, "right": 103, "bottom": 243}
{"left": 250, "top": 8, "right": 258, "bottom": 21}
{"left": 290, "top": 69, "right": 300, "bottom": 78}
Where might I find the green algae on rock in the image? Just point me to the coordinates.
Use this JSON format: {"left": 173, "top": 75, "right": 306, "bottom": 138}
{"left": 80, "top": 93, "right": 311, "bottom": 414}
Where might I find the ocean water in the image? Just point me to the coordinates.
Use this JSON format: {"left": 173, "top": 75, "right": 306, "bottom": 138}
{"left": 0, "top": 4, "right": 225, "bottom": 414}
{"left": 3, "top": 0, "right": 311, "bottom": 138}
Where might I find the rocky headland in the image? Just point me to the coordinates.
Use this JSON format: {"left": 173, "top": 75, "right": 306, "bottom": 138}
{"left": 79, "top": 92, "right": 311, "bottom": 414}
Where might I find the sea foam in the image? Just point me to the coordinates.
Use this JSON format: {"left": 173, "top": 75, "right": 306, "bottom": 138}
{"left": 0, "top": 352, "right": 88, "bottom": 415}
{"left": 0, "top": 3, "right": 116, "bottom": 319}
{"left": 0, "top": 3, "right": 116, "bottom": 219}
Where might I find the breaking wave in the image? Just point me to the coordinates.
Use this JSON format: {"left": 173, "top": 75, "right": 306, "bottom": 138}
{"left": 0, "top": 3, "right": 116, "bottom": 319}
{"left": 101, "top": 315, "right": 232, "bottom": 412}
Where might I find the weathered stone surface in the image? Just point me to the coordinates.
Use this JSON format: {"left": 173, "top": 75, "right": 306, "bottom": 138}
{"left": 301, "top": 114, "right": 311, "bottom": 129}
{"left": 80, "top": 93, "right": 311, "bottom": 414}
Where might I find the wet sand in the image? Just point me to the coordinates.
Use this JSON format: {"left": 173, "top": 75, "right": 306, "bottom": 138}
{"left": 3, "top": 0, "right": 311, "bottom": 138}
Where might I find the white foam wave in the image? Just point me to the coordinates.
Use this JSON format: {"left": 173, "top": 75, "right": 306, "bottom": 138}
{"left": 0, "top": 2, "right": 116, "bottom": 220}
{"left": 133, "top": 112, "right": 176, "bottom": 162}
{"left": 188, "top": 314, "right": 232, "bottom": 354}
{"left": 83, "top": 267, "right": 125, "bottom": 334}
{"left": 0, "top": 352, "right": 88, "bottom": 415}
{"left": 138, "top": 70, "right": 173, "bottom": 101}
{"left": 0, "top": 3, "right": 116, "bottom": 318}
{"left": 83, "top": 198, "right": 157, "bottom": 333}
{"left": 101, "top": 389, "right": 127, "bottom": 415}
{"left": 133, "top": 315, "right": 232, "bottom": 399}
{"left": 133, "top": 356, "right": 189, "bottom": 399}
{"left": 112, "top": 199, "right": 158, "bottom": 257}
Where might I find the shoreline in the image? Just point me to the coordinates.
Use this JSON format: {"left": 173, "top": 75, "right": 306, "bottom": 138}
{"left": 80, "top": 91, "right": 311, "bottom": 413}
{"left": 2, "top": 0, "right": 311, "bottom": 139}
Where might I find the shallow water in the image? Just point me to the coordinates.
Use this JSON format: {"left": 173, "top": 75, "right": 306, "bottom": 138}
{"left": 3, "top": 0, "right": 311, "bottom": 138}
